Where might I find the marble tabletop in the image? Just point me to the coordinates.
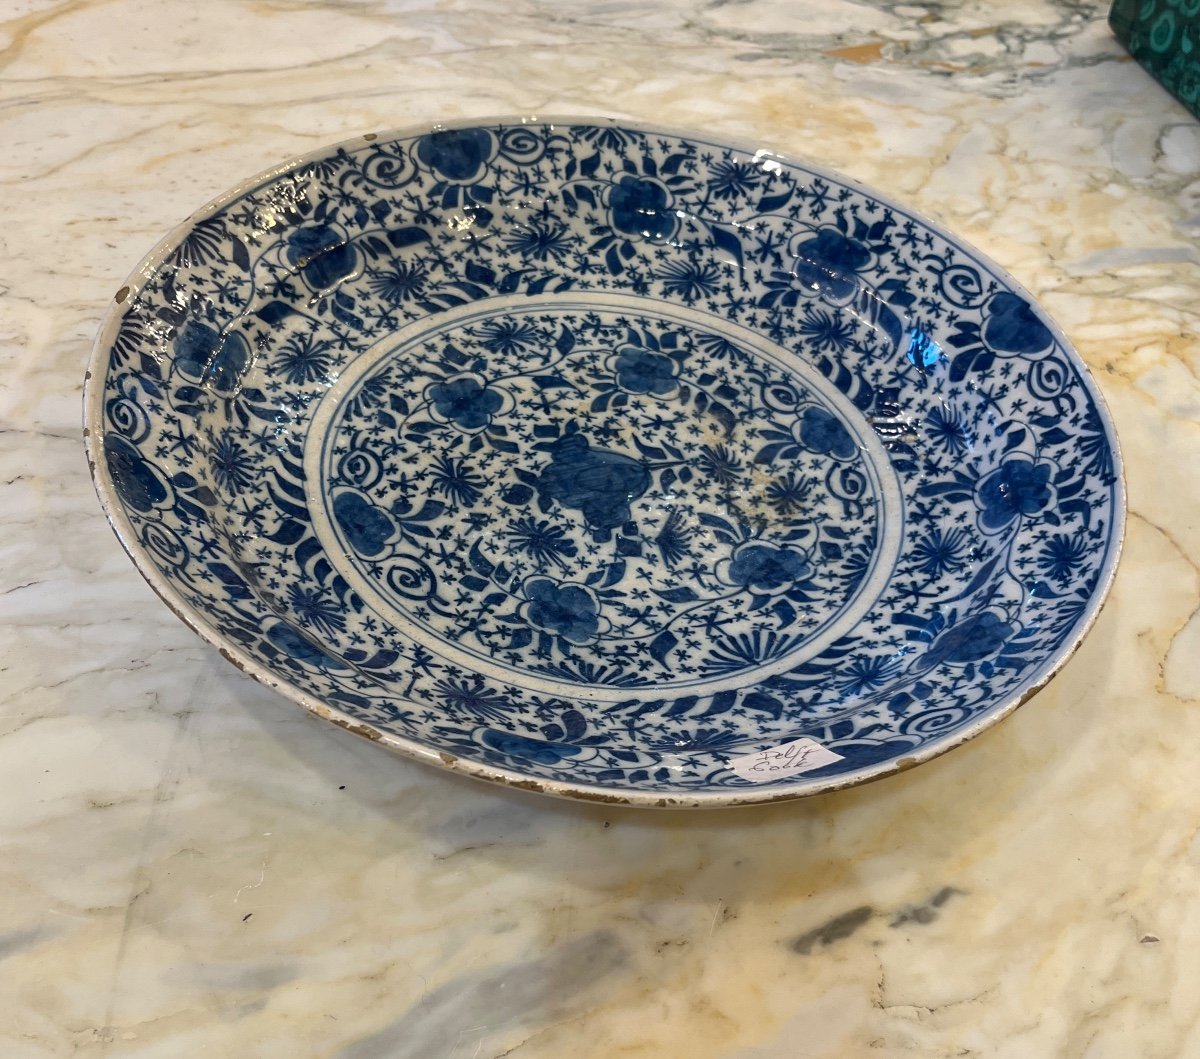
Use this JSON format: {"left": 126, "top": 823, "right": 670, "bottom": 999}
{"left": 4, "top": 0, "right": 1199, "bottom": 1055}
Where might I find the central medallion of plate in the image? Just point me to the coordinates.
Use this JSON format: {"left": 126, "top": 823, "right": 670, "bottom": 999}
{"left": 307, "top": 293, "right": 901, "bottom": 699}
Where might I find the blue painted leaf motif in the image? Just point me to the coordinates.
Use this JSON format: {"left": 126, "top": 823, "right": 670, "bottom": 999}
{"left": 697, "top": 512, "right": 741, "bottom": 544}
{"left": 207, "top": 562, "right": 252, "bottom": 599}
{"left": 267, "top": 520, "right": 308, "bottom": 545}
{"left": 481, "top": 729, "right": 580, "bottom": 765}
{"left": 387, "top": 226, "right": 431, "bottom": 249}
{"left": 464, "top": 260, "right": 495, "bottom": 286}
{"left": 265, "top": 622, "right": 350, "bottom": 670}
{"left": 852, "top": 285, "right": 905, "bottom": 352}
{"left": 758, "top": 188, "right": 793, "bottom": 213}
{"left": 654, "top": 587, "right": 700, "bottom": 603}
{"left": 649, "top": 630, "right": 679, "bottom": 666}
{"left": 710, "top": 224, "right": 745, "bottom": 272}
{"left": 741, "top": 692, "right": 784, "bottom": 719}
{"left": 256, "top": 301, "right": 295, "bottom": 325}
{"left": 230, "top": 238, "right": 251, "bottom": 272}
{"left": 105, "top": 433, "right": 170, "bottom": 513}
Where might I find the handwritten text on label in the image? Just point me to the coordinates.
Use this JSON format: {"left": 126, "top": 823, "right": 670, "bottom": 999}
{"left": 728, "top": 738, "right": 844, "bottom": 782}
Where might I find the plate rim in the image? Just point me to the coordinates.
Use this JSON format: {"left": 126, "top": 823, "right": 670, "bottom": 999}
{"left": 83, "top": 114, "right": 1128, "bottom": 807}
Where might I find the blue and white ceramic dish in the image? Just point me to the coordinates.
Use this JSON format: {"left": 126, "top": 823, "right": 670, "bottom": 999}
{"left": 85, "top": 118, "right": 1124, "bottom": 807}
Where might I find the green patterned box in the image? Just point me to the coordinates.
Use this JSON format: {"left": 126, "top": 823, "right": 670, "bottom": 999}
{"left": 1111, "top": 0, "right": 1200, "bottom": 117}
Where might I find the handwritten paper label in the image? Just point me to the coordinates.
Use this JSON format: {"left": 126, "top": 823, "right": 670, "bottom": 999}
{"left": 728, "top": 738, "right": 844, "bottom": 782}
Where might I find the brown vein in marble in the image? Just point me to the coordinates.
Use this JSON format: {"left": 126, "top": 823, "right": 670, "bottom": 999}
{"left": 1127, "top": 510, "right": 1200, "bottom": 701}
{"left": 0, "top": 0, "right": 89, "bottom": 73}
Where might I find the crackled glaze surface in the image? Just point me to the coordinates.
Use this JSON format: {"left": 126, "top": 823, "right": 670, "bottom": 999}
{"left": 4, "top": 0, "right": 1200, "bottom": 1056}
{"left": 88, "top": 120, "right": 1121, "bottom": 798}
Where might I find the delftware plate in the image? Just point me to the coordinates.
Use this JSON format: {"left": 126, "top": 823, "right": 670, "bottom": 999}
{"left": 85, "top": 118, "right": 1124, "bottom": 806}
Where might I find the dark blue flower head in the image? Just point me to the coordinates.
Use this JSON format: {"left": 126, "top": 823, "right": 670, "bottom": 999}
{"left": 925, "top": 611, "right": 1014, "bottom": 666}
{"left": 286, "top": 224, "right": 358, "bottom": 291}
{"left": 426, "top": 373, "right": 510, "bottom": 432}
{"left": 535, "top": 434, "right": 651, "bottom": 541}
{"left": 173, "top": 322, "right": 252, "bottom": 394}
{"left": 522, "top": 577, "right": 607, "bottom": 645}
{"left": 793, "top": 405, "right": 858, "bottom": 460}
{"left": 981, "top": 292, "right": 1054, "bottom": 356}
{"left": 414, "top": 128, "right": 497, "bottom": 183}
{"left": 717, "top": 541, "right": 813, "bottom": 594}
{"left": 792, "top": 228, "right": 872, "bottom": 300}
{"left": 608, "top": 174, "right": 676, "bottom": 240}
{"left": 612, "top": 345, "right": 679, "bottom": 396}
{"left": 333, "top": 490, "right": 396, "bottom": 557}
{"left": 974, "top": 458, "right": 1056, "bottom": 533}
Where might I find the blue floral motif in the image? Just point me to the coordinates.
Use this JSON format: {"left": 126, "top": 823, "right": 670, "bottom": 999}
{"left": 522, "top": 577, "right": 606, "bottom": 645}
{"left": 717, "top": 542, "right": 813, "bottom": 595}
{"left": 981, "top": 292, "right": 1054, "bottom": 356}
{"left": 367, "top": 263, "right": 429, "bottom": 305}
{"left": 478, "top": 319, "right": 541, "bottom": 356}
{"left": 105, "top": 433, "right": 170, "bottom": 513}
{"left": 925, "top": 404, "right": 974, "bottom": 456}
{"left": 910, "top": 527, "right": 970, "bottom": 578}
{"left": 434, "top": 677, "right": 512, "bottom": 722}
{"left": 924, "top": 611, "right": 1015, "bottom": 666}
{"left": 1037, "top": 532, "right": 1089, "bottom": 584}
{"left": 792, "top": 228, "right": 872, "bottom": 299}
{"left": 209, "top": 428, "right": 256, "bottom": 496}
{"left": 90, "top": 120, "right": 1123, "bottom": 800}
{"left": 173, "top": 322, "right": 252, "bottom": 393}
{"left": 654, "top": 259, "right": 722, "bottom": 304}
{"left": 480, "top": 728, "right": 581, "bottom": 765}
{"left": 504, "top": 516, "right": 578, "bottom": 571}
{"left": 286, "top": 224, "right": 358, "bottom": 291}
{"left": 611, "top": 345, "right": 679, "bottom": 396}
{"left": 534, "top": 433, "right": 651, "bottom": 540}
{"left": 274, "top": 332, "right": 333, "bottom": 385}
{"left": 794, "top": 405, "right": 858, "bottom": 460}
{"left": 608, "top": 174, "right": 676, "bottom": 240}
{"left": 974, "top": 458, "right": 1056, "bottom": 532}
{"left": 414, "top": 127, "right": 497, "bottom": 183}
{"left": 426, "top": 374, "right": 509, "bottom": 432}
{"left": 173, "top": 321, "right": 218, "bottom": 379}
{"left": 707, "top": 159, "right": 764, "bottom": 201}
{"left": 333, "top": 490, "right": 395, "bottom": 557}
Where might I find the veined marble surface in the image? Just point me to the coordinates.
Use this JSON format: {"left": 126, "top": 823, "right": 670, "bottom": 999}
{"left": 3, "top": 0, "right": 1198, "bottom": 1055}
